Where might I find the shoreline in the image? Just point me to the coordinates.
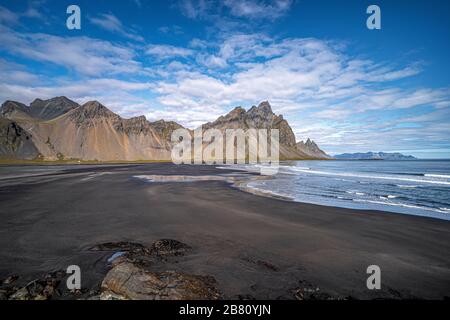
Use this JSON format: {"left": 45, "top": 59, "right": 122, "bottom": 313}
{"left": 0, "top": 163, "right": 449, "bottom": 299}
{"left": 1, "top": 161, "right": 449, "bottom": 221}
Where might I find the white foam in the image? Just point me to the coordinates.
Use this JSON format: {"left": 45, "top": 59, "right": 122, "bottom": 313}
{"left": 353, "top": 199, "right": 450, "bottom": 214}
{"left": 288, "top": 166, "right": 311, "bottom": 171}
{"left": 286, "top": 168, "right": 450, "bottom": 186}
{"left": 425, "top": 174, "right": 450, "bottom": 179}
{"left": 346, "top": 191, "right": 365, "bottom": 196}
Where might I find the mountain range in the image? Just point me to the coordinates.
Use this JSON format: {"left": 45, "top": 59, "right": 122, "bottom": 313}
{"left": 334, "top": 152, "right": 417, "bottom": 160}
{"left": 0, "top": 97, "right": 329, "bottom": 161}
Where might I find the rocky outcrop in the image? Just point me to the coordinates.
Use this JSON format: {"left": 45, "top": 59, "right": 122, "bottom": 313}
{"left": 101, "top": 262, "right": 221, "bottom": 300}
{"left": 0, "top": 118, "right": 40, "bottom": 160}
{"left": 150, "top": 119, "right": 186, "bottom": 141}
{"left": 92, "top": 239, "right": 221, "bottom": 300}
{"left": 0, "top": 270, "right": 94, "bottom": 300}
{"left": 203, "top": 101, "right": 297, "bottom": 147}
{"left": 202, "top": 101, "right": 317, "bottom": 159}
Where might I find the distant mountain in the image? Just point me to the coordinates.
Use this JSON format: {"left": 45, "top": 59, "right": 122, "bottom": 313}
{"left": 296, "top": 139, "right": 331, "bottom": 159}
{"left": 334, "top": 152, "right": 417, "bottom": 160}
{"left": 0, "top": 98, "right": 329, "bottom": 161}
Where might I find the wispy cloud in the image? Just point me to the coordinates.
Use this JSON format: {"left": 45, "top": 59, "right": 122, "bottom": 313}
{"left": 0, "top": 5, "right": 20, "bottom": 25}
{"left": 176, "top": 0, "right": 214, "bottom": 19}
{"left": 0, "top": 25, "right": 142, "bottom": 76}
{"left": 223, "top": 0, "right": 293, "bottom": 19}
{"left": 176, "top": 0, "right": 293, "bottom": 20}
{"left": 89, "top": 13, "right": 144, "bottom": 42}
{"left": 0, "top": 2, "right": 50, "bottom": 26}
{"left": 146, "top": 44, "right": 194, "bottom": 59}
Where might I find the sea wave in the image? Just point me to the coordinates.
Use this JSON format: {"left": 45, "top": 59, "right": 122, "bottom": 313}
{"left": 282, "top": 168, "right": 450, "bottom": 186}
{"left": 379, "top": 195, "right": 398, "bottom": 200}
{"left": 346, "top": 191, "right": 365, "bottom": 196}
{"left": 397, "top": 184, "right": 418, "bottom": 189}
{"left": 353, "top": 199, "right": 450, "bottom": 214}
{"left": 424, "top": 174, "right": 450, "bottom": 179}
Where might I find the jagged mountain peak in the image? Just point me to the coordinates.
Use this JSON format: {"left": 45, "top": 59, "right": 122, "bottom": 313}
{"left": 248, "top": 101, "right": 273, "bottom": 116}
{"left": 1, "top": 100, "right": 29, "bottom": 113}
{"left": 80, "top": 101, "right": 116, "bottom": 117}
{"left": 29, "top": 96, "right": 80, "bottom": 120}
{"left": 0, "top": 100, "right": 32, "bottom": 119}
{"left": 150, "top": 119, "right": 185, "bottom": 140}
{"left": 67, "top": 101, "right": 119, "bottom": 125}
{"left": 82, "top": 100, "right": 105, "bottom": 109}
{"left": 296, "top": 138, "right": 330, "bottom": 159}
{"left": 130, "top": 115, "right": 147, "bottom": 122}
{"left": 230, "top": 106, "right": 246, "bottom": 115}
{"left": 31, "top": 96, "right": 74, "bottom": 105}
{"left": 1, "top": 97, "right": 80, "bottom": 121}
{"left": 1, "top": 100, "right": 28, "bottom": 109}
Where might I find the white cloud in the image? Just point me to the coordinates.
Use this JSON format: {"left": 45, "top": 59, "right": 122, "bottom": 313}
{"left": 176, "top": 0, "right": 293, "bottom": 20}
{"left": 176, "top": 0, "right": 213, "bottom": 19}
{"left": 223, "top": 0, "right": 293, "bottom": 19}
{"left": 0, "top": 25, "right": 142, "bottom": 76}
{"left": 146, "top": 44, "right": 194, "bottom": 59}
{"left": 145, "top": 34, "right": 449, "bottom": 157}
{"left": 89, "top": 13, "right": 144, "bottom": 42}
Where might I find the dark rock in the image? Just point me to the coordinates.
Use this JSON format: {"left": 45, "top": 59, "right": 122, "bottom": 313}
{"left": 2, "top": 274, "right": 19, "bottom": 285}
{"left": 241, "top": 256, "right": 279, "bottom": 272}
{"left": 237, "top": 294, "right": 256, "bottom": 300}
{"left": 90, "top": 241, "right": 151, "bottom": 255}
{"left": 43, "top": 285, "right": 55, "bottom": 298}
{"left": 0, "top": 118, "right": 39, "bottom": 160}
{"left": 92, "top": 239, "right": 192, "bottom": 260}
{"left": 9, "top": 287, "right": 29, "bottom": 300}
{"left": 292, "top": 280, "right": 336, "bottom": 300}
{"left": 26, "top": 280, "right": 45, "bottom": 297}
{"left": 149, "top": 239, "right": 192, "bottom": 257}
{"left": 256, "top": 260, "right": 279, "bottom": 272}
{"left": 0, "top": 289, "right": 8, "bottom": 300}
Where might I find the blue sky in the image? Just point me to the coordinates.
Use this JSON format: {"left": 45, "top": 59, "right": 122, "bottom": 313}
{"left": 0, "top": 0, "right": 449, "bottom": 158}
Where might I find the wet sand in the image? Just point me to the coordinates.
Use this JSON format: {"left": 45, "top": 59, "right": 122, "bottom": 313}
{"left": 0, "top": 163, "right": 449, "bottom": 299}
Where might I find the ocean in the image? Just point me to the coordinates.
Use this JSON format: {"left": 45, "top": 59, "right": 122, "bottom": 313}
{"left": 222, "top": 160, "right": 450, "bottom": 221}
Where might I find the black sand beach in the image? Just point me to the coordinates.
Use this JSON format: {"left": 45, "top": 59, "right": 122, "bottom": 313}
{"left": 0, "top": 163, "right": 449, "bottom": 299}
